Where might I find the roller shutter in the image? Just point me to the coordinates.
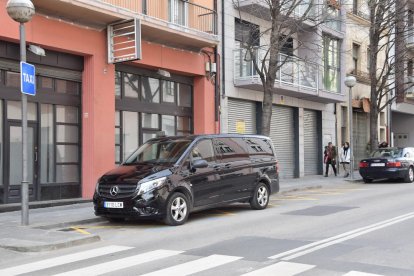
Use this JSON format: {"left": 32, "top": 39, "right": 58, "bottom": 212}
{"left": 270, "top": 105, "right": 296, "bottom": 178}
{"left": 304, "top": 110, "right": 320, "bottom": 175}
{"left": 353, "top": 112, "right": 369, "bottom": 167}
{"left": 228, "top": 98, "right": 256, "bottom": 134}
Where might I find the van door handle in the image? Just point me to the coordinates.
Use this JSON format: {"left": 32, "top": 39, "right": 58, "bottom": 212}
{"left": 34, "top": 151, "right": 38, "bottom": 162}
{"left": 224, "top": 163, "right": 231, "bottom": 169}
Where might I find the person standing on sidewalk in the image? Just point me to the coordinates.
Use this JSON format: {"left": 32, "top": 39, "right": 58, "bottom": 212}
{"left": 324, "top": 142, "right": 337, "bottom": 177}
{"left": 339, "top": 142, "right": 351, "bottom": 178}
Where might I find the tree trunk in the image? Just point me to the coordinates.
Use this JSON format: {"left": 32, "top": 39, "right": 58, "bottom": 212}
{"left": 260, "top": 83, "right": 274, "bottom": 136}
{"left": 395, "top": 0, "right": 407, "bottom": 103}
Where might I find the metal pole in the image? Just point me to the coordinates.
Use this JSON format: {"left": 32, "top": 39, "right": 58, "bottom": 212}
{"left": 20, "top": 23, "right": 29, "bottom": 226}
{"left": 349, "top": 86, "right": 354, "bottom": 180}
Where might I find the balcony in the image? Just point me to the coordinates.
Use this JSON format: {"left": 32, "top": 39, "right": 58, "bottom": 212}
{"left": 32, "top": 0, "right": 218, "bottom": 50}
{"left": 233, "top": 49, "right": 345, "bottom": 103}
{"left": 236, "top": 0, "right": 318, "bottom": 27}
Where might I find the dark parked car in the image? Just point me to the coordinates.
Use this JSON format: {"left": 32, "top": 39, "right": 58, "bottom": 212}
{"left": 93, "top": 134, "right": 279, "bottom": 226}
{"left": 359, "top": 147, "right": 414, "bottom": 183}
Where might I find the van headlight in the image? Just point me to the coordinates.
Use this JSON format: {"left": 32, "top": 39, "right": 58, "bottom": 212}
{"left": 137, "top": 177, "right": 167, "bottom": 195}
{"left": 95, "top": 182, "right": 100, "bottom": 195}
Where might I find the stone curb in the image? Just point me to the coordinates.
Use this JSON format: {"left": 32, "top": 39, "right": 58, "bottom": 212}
{"left": 0, "top": 234, "right": 101, "bottom": 252}
{"left": 34, "top": 217, "right": 106, "bottom": 230}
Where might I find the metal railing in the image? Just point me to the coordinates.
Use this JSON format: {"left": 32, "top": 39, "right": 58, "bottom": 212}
{"left": 233, "top": 48, "right": 319, "bottom": 91}
{"left": 101, "top": 0, "right": 217, "bottom": 35}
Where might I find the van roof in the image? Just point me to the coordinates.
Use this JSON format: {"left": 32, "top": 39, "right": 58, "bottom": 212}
{"left": 150, "top": 134, "right": 272, "bottom": 142}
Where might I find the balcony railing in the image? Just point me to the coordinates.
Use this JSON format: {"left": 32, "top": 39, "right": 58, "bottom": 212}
{"left": 233, "top": 48, "right": 319, "bottom": 91}
{"left": 101, "top": 0, "right": 217, "bottom": 34}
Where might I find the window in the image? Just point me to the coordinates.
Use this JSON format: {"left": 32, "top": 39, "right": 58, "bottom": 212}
{"left": 56, "top": 80, "right": 79, "bottom": 95}
{"left": 124, "top": 73, "right": 139, "bottom": 98}
{"left": 142, "top": 77, "right": 160, "bottom": 103}
{"left": 0, "top": 101, "right": 2, "bottom": 185}
{"left": 178, "top": 84, "right": 192, "bottom": 107}
{"left": 408, "top": 60, "right": 413, "bottom": 77}
{"left": 162, "top": 80, "right": 175, "bottom": 103}
{"left": 115, "top": 111, "right": 121, "bottom": 164}
{"left": 235, "top": 18, "right": 260, "bottom": 47}
{"left": 352, "top": 43, "right": 360, "bottom": 73}
{"left": 5, "top": 71, "right": 20, "bottom": 88}
{"left": 214, "top": 138, "right": 249, "bottom": 162}
{"left": 122, "top": 111, "right": 139, "bottom": 161}
{"left": 244, "top": 138, "right": 274, "bottom": 156}
{"left": 322, "top": 35, "right": 341, "bottom": 93}
{"left": 40, "top": 104, "right": 55, "bottom": 183}
{"left": 115, "top": 71, "right": 121, "bottom": 98}
{"left": 191, "top": 140, "right": 215, "bottom": 163}
{"left": 280, "top": 36, "right": 294, "bottom": 56}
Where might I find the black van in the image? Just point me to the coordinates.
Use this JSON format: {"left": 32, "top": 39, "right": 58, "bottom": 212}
{"left": 93, "top": 134, "right": 279, "bottom": 226}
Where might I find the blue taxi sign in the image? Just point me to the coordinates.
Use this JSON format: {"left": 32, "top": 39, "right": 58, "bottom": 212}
{"left": 20, "top": 61, "right": 36, "bottom": 96}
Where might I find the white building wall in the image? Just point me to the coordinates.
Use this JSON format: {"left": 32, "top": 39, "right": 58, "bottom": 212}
{"left": 220, "top": 0, "right": 342, "bottom": 177}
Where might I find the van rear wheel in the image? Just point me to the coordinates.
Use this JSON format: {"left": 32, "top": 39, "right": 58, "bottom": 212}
{"left": 164, "top": 192, "right": 189, "bottom": 226}
{"left": 250, "top": 183, "right": 269, "bottom": 210}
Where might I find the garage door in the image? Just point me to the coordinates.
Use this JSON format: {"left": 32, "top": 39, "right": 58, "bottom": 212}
{"left": 228, "top": 98, "right": 256, "bottom": 134}
{"left": 304, "top": 110, "right": 320, "bottom": 175}
{"left": 353, "top": 111, "right": 369, "bottom": 167}
{"left": 270, "top": 105, "right": 296, "bottom": 178}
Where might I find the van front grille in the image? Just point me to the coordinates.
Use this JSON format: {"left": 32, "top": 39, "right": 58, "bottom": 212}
{"left": 98, "top": 183, "right": 138, "bottom": 198}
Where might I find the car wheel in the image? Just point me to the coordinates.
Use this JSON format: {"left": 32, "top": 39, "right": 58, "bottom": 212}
{"left": 363, "top": 178, "right": 373, "bottom": 183}
{"left": 106, "top": 217, "right": 125, "bottom": 223}
{"left": 164, "top": 192, "right": 189, "bottom": 226}
{"left": 404, "top": 166, "right": 414, "bottom": 183}
{"left": 250, "top": 183, "right": 269, "bottom": 210}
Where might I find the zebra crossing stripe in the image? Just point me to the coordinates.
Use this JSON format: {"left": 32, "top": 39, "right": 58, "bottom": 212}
{"left": 140, "top": 254, "right": 242, "bottom": 276}
{"left": 0, "top": 245, "right": 132, "bottom": 276}
{"left": 343, "top": 271, "right": 384, "bottom": 276}
{"left": 53, "top": 249, "right": 183, "bottom": 276}
{"left": 240, "top": 261, "right": 315, "bottom": 276}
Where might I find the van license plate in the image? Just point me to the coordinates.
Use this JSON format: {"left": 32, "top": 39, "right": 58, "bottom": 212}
{"left": 371, "top": 163, "right": 385, "bottom": 167}
{"left": 104, "top": 202, "right": 124, "bottom": 208}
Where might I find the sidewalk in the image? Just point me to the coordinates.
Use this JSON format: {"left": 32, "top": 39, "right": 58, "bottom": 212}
{"left": 0, "top": 172, "right": 362, "bottom": 252}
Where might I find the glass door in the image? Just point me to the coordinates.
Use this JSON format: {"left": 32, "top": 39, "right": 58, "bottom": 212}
{"left": 6, "top": 122, "right": 38, "bottom": 203}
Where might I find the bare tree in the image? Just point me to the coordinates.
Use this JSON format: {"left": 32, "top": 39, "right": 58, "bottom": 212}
{"left": 233, "top": 0, "right": 338, "bottom": 136}
{"left": 366, "top": 0, "right": 411, "bottom": 151}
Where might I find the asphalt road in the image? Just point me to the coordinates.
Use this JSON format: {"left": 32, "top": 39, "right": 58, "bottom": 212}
{"left": 1, "top": 180, "right": 414, "bottom": 276}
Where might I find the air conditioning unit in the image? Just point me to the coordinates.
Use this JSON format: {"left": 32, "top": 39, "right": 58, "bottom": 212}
{"left": 406, "top": 91, "right": 414, "bottom": 99}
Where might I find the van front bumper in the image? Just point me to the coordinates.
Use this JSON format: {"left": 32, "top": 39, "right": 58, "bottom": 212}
{"left": 93, "top": 187, "right": 169, "bottom": 219}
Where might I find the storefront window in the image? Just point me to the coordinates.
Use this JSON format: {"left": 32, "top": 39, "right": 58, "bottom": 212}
{"left": 7, "top": 101, "right": 37, "bottom": 121}
{"left": 178, "top": 83, "right": 192, "bottom": 107}
{"left": 56, "top": 145, "right": 78, "bottom": 163}
{"left": 56, "top": 165, "right": 78, "bottom": 182}
{"left": 142, "top": 77, "right": 160, "bottom": 103}
{"left": 40, "top": 77, "right": 54, "bottom": 89}
{"left": 56, "top": 106, "right": 78, "bottom": 123}
{"left": 162, "top": 115, "right": 175, "bottom": 136}
{"left": 115, "top": 111, "right": 121, "bottom": 164}
{"left": 124, "top": 73, "right": 139, "bottom": 98}
{"left": 115, "top": 71, "right": 121, "bottom": 98}
{"left": 177, "top": 116, "right": 191, "bottom": 135}
{"left": 0, "top": 101, "right": 2, "bottom": 186}
{"left": 142, "top": 113, "right": 159, "bottom": 129}
{"left": 56, "top": 125, "right": 79, "bottom": 143}
{"left": 40, "top": 104, "right": 55, "bottom": 183}
{"left": 56, "top": 79, "right": 79, "bottom": 95}
{"left": 162, "top": 81, "right": 175, "bottom": 103}
{"left": 123, "top": 111, "right": 139, "bottom": 160}
{"left": 5, "top": 72, "right": 19, "bottom": 88}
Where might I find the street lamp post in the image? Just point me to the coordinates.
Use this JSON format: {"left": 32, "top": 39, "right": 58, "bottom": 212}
{"left": 344, "top": 76, "right": 357, "bottom": 180}
{"left": 6, "top": 0, "right": 35, "bottom": 226}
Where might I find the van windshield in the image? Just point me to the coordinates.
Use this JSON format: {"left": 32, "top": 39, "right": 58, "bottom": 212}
{"left": 124, "top": 139, "right": 192, "bottom": 165}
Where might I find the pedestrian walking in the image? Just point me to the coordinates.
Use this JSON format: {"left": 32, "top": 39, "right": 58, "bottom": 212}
{"left": 324, "top": 142, "right": 337, "bottom": 177}
{"left": 339, "top": 142, "right": 351, "bottom": 178}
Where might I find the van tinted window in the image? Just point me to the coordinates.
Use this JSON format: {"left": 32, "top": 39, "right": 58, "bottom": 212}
{"left": 191, "top": 139, "right": 215, "bottom": 163}
{"left": 243, "top": 138, "right": 274, "bottom": 156}
{"left": 214, "top": 137, "right": 249, "bottom": 162}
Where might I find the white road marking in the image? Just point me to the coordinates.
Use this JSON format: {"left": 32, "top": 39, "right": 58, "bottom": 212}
{"left": 343, "top": 271, "right": 384, "bottom": 276}
{"left": 0, "top": 245, "right": 132, "bottom": 276}
{"left": 241, "top": 261, "right": 315, "bottom": 276}
{"left": 269, "top": 212, "right": 414, "bottom": 260}
{"left": 140, "top": 254, "right": 242, "bottom": 276}
{"left": 53, "top": 249, "right": 183, "bottom": 276}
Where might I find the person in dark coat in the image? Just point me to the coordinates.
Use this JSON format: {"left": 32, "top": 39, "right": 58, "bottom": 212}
{"left": 324, "top": 142, "right": 337, "bottom": 177}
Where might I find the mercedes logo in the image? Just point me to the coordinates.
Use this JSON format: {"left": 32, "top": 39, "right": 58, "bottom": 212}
{"left": 110, "top": 186, "right": 119, "bottom": 196}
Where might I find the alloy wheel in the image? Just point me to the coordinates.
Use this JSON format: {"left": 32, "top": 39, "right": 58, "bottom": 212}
{"left": 410, "top": 167, "right": 414, "bottom": 182}
{"left": 171, "top": 196, "right": 187, "bottom": 222}
{"left": 257, "top": 186, "right": 269, "bottom": 207}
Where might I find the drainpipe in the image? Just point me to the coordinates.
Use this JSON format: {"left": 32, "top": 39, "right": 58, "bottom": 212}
{"left": 214, "top": 46, "right": 219, "bottom": 126}
{"left": 221, "top": 0, "right": 225, "bottom": 98}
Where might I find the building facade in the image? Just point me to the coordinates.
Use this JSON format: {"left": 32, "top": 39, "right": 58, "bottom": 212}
{"left": 220, "top": 0, "right": 346, "bottom": 178}
{"left": 0, "top": 0, "right": 219, "bottom": 204}
{"left": 392, "top": 0, "right": 414, "bottom": 147}
{"left": 340, "top": 0, "right": 389, "bottom": 166}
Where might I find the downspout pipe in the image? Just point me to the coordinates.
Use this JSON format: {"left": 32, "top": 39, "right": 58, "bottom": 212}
{"left": 221, "top": 0, "right": 225, "bottom": 98}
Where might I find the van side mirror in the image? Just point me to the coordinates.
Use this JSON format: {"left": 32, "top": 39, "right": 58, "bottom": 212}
{"left": 192, "top": 159, "right": 208, "bottom": 169}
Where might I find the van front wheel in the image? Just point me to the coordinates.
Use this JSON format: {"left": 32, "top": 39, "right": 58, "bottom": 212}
{"left": 164, "top": 192, "right": 189, "bottom": 226}
{"left": 250, "top": 183, "right": 269, "bottom": 210}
